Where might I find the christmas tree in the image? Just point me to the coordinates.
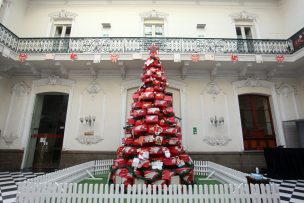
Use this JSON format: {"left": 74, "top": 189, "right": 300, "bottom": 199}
{"left": 110, "top": 44, "right": 194, "bottom": 186}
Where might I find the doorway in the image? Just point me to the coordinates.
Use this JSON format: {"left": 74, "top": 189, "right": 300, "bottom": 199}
{"left": 238, "top": 94, "right": 276, "bottom": 150}
{"left": 23, "top": 93, "right": 69, "bottom": 171}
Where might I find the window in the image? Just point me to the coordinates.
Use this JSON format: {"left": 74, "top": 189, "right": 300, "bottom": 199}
{"left": 144, "top": 19, "right": 164, "bottom": 37}
{"left": 235, "top": 21, "right": 256, "bottom": 53}
{"left": 53, "top": 24, "right": 72, "bottom": 37}
{"left": 235, "top": 26, "right": 253, "bottom": 39}
{"left": 238, "top": 95, "right": 276, "bottom": 150}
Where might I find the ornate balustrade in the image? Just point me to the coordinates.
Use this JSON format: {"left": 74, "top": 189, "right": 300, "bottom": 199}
{"left": 0, "top": 23, "right": 301, "bottom": 55}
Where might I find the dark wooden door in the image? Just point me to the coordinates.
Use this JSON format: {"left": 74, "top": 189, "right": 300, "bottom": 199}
{"left": 238, "top": 94, "right": 276, "bottom": 150}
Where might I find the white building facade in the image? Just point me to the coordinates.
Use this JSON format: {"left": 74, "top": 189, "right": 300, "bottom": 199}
{"left": 0, "top": 0, "right": 303, "bottom": 172}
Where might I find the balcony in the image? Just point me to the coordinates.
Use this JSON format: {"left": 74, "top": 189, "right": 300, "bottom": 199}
{"left": 1, "top": 23, "right": 303, "bottom": 55}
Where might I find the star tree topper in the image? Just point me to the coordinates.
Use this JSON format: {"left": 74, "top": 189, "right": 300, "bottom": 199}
{"left": 148, "top": 43, "right": 159, "bottom": 57}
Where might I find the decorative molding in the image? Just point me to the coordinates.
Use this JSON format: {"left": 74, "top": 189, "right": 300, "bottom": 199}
{"left": 11, "top": 81, "right": 30, "bottom": 96}
{"left": 204, "top": 81, "right": 222, "bottom": 101}
{"left": 203, "top": 135, "right": 231, "bottom": 146}
{"left": 233, "top": 77, "right": 274, "bottom": 89}
{"left": 140, "top": 9, "right": 169, "bottom": 20}
{"left": 33, "top": 75, "right": 75, "bottom": 87}
{"left": 86, "top": 80, "right": 102, "bottom": 95}
{"left": 1, "top": 133, "right": 18, "bottom": 145}
{"left": 276, "top": 83, "right": 296, "bottom": 97}
{"left": 49, "top": 9, "right": 78, "bottom": 20}
{"left": 230, "top": 10, "right": 258, "bottom": 21}
{"left": 76, "top": 134, "right": 103, "bottom": 145}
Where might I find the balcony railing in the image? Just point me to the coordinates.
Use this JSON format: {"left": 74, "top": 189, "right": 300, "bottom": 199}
{"left": 0, "top": 23, "right": 302, "bottom": 55}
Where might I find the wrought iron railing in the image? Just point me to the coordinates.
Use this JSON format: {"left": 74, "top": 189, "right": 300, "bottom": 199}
{"left": 0, "top": 23, "right": 302, "bottom": 55}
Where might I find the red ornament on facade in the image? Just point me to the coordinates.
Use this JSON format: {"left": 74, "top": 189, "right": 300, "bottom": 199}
{"left": 70, "top": 53, "right": 77, "bottom": 60}
{"left": 231, "top": 54, "right": 238, "bottom": 62}
{"left": 276, "top": 55, "right": 285, "bottom": 63}
{"left": 191, "top": 53, "right": 200, "bottom": 62}
{"left": 148, "top": 43, "right": 159, "bottom": 56}
{"left": 111, "top": 53, "right": 119, "bottom": 63}
{"left": 19, "top": 53, "right": 27, "bottom": 63}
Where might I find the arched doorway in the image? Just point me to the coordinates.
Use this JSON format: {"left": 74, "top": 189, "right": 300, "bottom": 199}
{"left": 23, "top": 92, "right": 69, "bottom": 170}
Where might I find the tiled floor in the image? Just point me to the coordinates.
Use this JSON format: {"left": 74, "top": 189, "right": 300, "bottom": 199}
{"left": 0, "top": 171, "right": 304, "bottom": 203}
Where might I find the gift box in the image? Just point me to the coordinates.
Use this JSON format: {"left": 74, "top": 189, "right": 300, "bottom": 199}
{"left": 135, "top": 135, "right": 154, "bottom": 146}
{"left": 164, "top": 95, "right": 173, "bottom": 103}
{"left": 154, "top": 136, "right": 166, "bottom": 145}
{"left": 132, "top": 93, "right": 140, "bottom": 101}
{"left": 132, "top": 124, "right": 148, "bottom": 136}
{"left": 163, "top": 157, "right": 177, "bottom": 166}
{"left": 145, "top": 87, "right": 154, "bottom": 92}
{"left": 147, "top": 107, "right": 160, "bottom": 115}
{"left": 148, "top": 125, "right": 163, "bottom": 135}
{"left": 155, "top": 93, "right": 165, "bottom": 100}
{"left": 114, "top": 158, "right": 127, "bottom": 167}
{"left": 168, "top": 137, "right": 181, "bottom": 145}
{"left": 142, "top": 102, "right": 153, "bottom": 109}
{"left": 175, "top": 167, "right": 192, "bottom": 176}
{"left": 127, "top": 118, "right": 135, "bottom": 125}
{"left": 144, "top": 170, "right": 160, "bottom": 181}
{"left": 133, "top": 109, "right": 146, "bottom": 118}
{"left": 154, "top": 100, "right": 168, "bottom": 107}
{"left": 135, "top": 119, "right": 145, "bottom": 125}
{"left": 164, "top": 117, "right": 175, "bottom": 124}
{"left": 146, "top": 115, "right": 159, "bottom": 124}
{"left": 159, "top": 119, "right": 166, "bottom": 126}
{"left": 116, "top": 146, "right": 125, "bottom": 157}
{"left": 176, "top": 133, "right": 182, "bottom": 139}
{"left": 154, "top": 86, "right": 164, "bottom": 92}
{"left": 152, "top": 80, "right": 161, "bottom": 86}
{"left": 182, "top": 171, "right": 194, "bottom": 184}
{"left": 141, "top": 92, "right": 155, "bottom": 100}
{"left": 122, "top": 138, "right": 134, "bottom": 145}
{"left": 138, "top": 159, "right": 150, "bottom": 169}
{"left": 162, "top": 127, "right": 177, "bottom": 135}
{"left": 169, "top": 146, "right": 185, "bottom": 156}
{"left": 162, "top": 107, "right": 174, "bottom": 116}
{"left": 162, "top": 170, "right": 175, "bottom": 181}
{"left": 149, "top": 146, "right": 163, "bottom": 155}
{"left": 179, "top": 154, "right": 192, "bottom": 163}
{"left": 123, "top": 147, "right": 137, "bottom": 156}
{"left": 132, "top": 102, "right": 142, "bottom": 109}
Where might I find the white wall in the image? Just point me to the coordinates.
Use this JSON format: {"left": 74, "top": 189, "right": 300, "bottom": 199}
{"left": 0, "top": 77, "right": 12, "bottom": 147}
{"left": 12, "top": 1, "right": 285, "bottom": 39}
{"left": 1, "top": 71, "right": 302, "bottom": 153}
{"left": 280, "top": 0, "right": 304, "bottom": 38}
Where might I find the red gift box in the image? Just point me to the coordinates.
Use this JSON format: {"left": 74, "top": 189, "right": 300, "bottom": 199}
{"left": 142, "top": 102, "right": 153, "bottom": 109}
{"left": 135, "top": 119, "right": 145, "bottom": 125}
{"left": 154, "top": 100, "right": 168, "bottom": 107}
{"left": 147, "top": 107, "right": 160, "bottom": 115}
{"left": 116, "top": 146, "right": 125, "bottom": 157}
{"left": 132, "top": 102, "right": 142, "bottom": 109}
{"left": 141, "top": 92, "right": 155, "bottom": 100}
{"left": 123, "top": 147, "right": 137, "bottom": 156}
{"left": 164, "top": 117, "right": 175, "bottom": 124}
{"left": 127, "top": 118, "right": 135, "bottom": 125}
{"left": 132, "top": 124, "right": 148, "bottom": 136}
{"left": 148, "top": 125, "right": 163, "bottom": 135}
{"left": 146, "top": 115, "right": 159, "bottom": 124}
{"left": 176, "top": 133, "right": 182, "bottom": 138}
{"left": 132, "top": 93, "right": 140, "bottom": 101}
{"left": 162, "top": 127, "right": 177, "bottom": 135}
{"left": 175, "top": 167, "right": 192, "bottom": 176}
{"left": 135, "top": 135, "right": 155, "bottom": 146}
{"left": 159, "top": 119, "right": 166, "bottom": 126}
{"left": 163, "top": 107, "right": 174, "bottom": 116}
{"left": 133, "top": 109, "right": 146, "bottom": 118}
{"left": 179, "top": 154, "right": 191, "bottom": 163}
{"left": 155, "top": 93, "right": 165, "bottom": 100}
{"left": 122, "top": 138, "right": 134, "bottom": 145}
{"left": 154, "top": 136, "right": 166, "bottom": 145}
{"left": 138, "top": 159, "right": 150, "bottom": 169}
{"left": 169, "top": 146, "right": 185, "bottom": 156}
{"left": 145, "top": 87, "right": 154, "bottom": 92}
{"left": 149, "top": 146, "right": 163, "bottom": 155}
{"left": 162, "top": 170, "right": 175, "bottom": 181}
{"left": 164, "top": 95, "right": 173, "bottom": 103}
{"left": 163, "top": 157, "right": 178, "bottom": 166}
{"left": 144, "top": 170, "right": 160, "bottom": 181}
{"left": 182, "top": 171, "right": 194, "bottom": 184}
{"left": 154, "top": 86, "right": 164, "bottom": 92}
{"left": 168, "top": 137, "right": 181, "bottom": 145}
{"left": 114, "top": 158, "right": 127, "bottom": 167}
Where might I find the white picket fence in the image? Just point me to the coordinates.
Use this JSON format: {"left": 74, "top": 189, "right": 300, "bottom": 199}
{"left": 16, "top": 160, "right": 280, "bottom": 203}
